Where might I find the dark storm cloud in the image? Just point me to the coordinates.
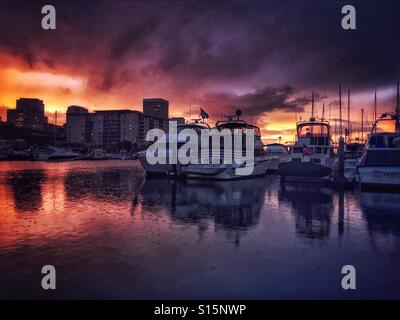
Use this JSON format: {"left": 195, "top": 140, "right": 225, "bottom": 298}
{"left": 194, "top": 86, "right": 319, "bottom": 117}
{"left": 0, "top": 0, "right": 399, "bottom": 103}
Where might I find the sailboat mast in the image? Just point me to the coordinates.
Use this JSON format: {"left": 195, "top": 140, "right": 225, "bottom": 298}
{"left": 374, "top": 90, "right": 377, "bottom": 123}
{"left": 347, "top": 89, "right": 350, "bottom": 140}
{"left": 54, "top": 111, "right": 57, "bottom": 146}
{"left": 189, "top": 98, "right": 192, "bottom": 120}
{"left": 396, "top": 82, "right": 400, "bottom": 115}
{"left": 339, "top": 84, "right": 343, "bottom": 137}
{"left": 311, "top": 91, "right": 315, "bottom": 119}
{"left": 361, "top": 108, "right": 364, "bottom": 143}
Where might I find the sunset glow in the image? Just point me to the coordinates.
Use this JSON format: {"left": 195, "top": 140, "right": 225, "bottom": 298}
{"left": 0, "top": 1, "right": 398, "bottom": 144}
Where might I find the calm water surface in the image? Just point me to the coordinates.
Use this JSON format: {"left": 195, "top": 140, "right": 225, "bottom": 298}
{"left": 1, "top": 160, "right": 400, "bottom": 299}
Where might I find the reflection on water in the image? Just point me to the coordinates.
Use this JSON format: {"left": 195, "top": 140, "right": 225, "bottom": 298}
{"left": 139, "top": 178, "right": 266, "bottom": 245}
{"left": 279, "top": 184, "right": 333, "bottom": 239}
{"left": 359, "top": 192, "right": 400, "bottom": 237}
{"left": 1, "top": 161, "right": 400, "bottom": 299}
{"left": 6, "top": 170, "right": 45, "bottom": 212}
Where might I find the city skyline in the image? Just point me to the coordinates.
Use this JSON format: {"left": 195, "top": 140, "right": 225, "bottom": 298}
{"left": 1, "top": 0, "right": 400, "bottom": 143}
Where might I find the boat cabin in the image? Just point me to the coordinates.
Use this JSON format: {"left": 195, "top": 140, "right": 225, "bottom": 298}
{"left": 216, "top": 120, "right": 261, "bottom": 137}
{"left": 360, "top": 115, "right": 400, "bottom": 167}
{"left": 289, "top": 119, "right": 334, "bottom": 165}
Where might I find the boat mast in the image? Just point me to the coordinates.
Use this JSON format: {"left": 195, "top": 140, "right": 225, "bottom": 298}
{"left": 361, "top": 108, "right": 364, "bottom": 143}
{"left": 347, "top": 89, "right": 350, "bottom": 141}
{"left": 53, "top": 111, "right": 57, "bottom": 146}
{"left": 374, "top": 89, "right": 377, "bottom": 123}
{"left": 311, "top": 91, "right": 315, "bottom": 119}
{"left": 189, "top": 98, "right": 192, "bottom": 120}
{"left": 374, "top": 89, "right": 377, "bottom": 133}
{"left": 339, "top": 84, "right": 343, "bottom": 137}
{"left": 396, "top": 82, "right": 400, "bottom": 115}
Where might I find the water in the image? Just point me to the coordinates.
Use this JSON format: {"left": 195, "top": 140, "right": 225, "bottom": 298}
{"left": 1, "top": 160, "right": 400, "bottom": 299}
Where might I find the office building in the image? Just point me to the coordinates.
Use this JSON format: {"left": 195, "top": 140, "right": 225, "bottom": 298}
{"left": 65, "top": 106, "right": 167, "bottom": 149}
{"left": 143, "top": 98, "right": 169, "bottom": 119}
{"left": 66, "top": 106, "right": 89, "bottom": 145}
{"left": 7, "top": 98, "right": 47, "bottom": 130}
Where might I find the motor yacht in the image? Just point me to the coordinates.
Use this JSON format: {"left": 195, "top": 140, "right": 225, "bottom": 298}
{"left": 358, "top": 113, "right": 400, "bottom": 186}
{"left": 181, "top": 112, "right": 267, "bottom": 180}
{"left": 138, "top": 120, "right": 210, "bottom": 176}
{"left": 265, "top": 143, "right": 289, "bottom": 173}
{"left": 358, "top": 84, "right": 400, "bottom": 187}
{"left": 279, "top": 118, "right": 335, "bottom": 181}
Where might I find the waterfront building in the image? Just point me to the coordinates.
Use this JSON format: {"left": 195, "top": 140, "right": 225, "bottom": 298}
{"left": 143, "top": 98, "right": 169, "bottom": 119}
{"left": 7, "top": 98, "right": 48, "bottom": 130}
{"left": 66, "top": 106, "right": 167, "bottom": 149}
{"left": 93, "top": 110, "right": 132, "bottom": 147}
{"left": 66, "top": 106, "right": 89, "bottom": 145}
{"left": 120, "top": 111, "right": 141, "bottom": 146}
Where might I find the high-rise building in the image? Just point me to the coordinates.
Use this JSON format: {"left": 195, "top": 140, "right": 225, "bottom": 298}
{"left": 143, "top": 98, "right": 169, "bottom": 119}
{"left": 65, "top": 106, "right": 167, "bottom": 149}
{"left": 94, "top": 110, "right": 133, "bottom": 147}
{"left": 66, "top": 106, "right": 91, "bottom": 145}
{"left": 120, "top": 111, "right": 141, "bottom": 145}
{"left": 7, "top": 98, "right": 47, "bottom": 130}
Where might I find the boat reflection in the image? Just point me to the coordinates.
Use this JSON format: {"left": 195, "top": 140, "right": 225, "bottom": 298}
{"left": 279, "top": 183, "right": 334, "bottom": 239}
{"left": 359, "top": 190, "right": 400, "bottom": 237}
{"left": 138, "top": 177, "right": 267, "bottom": 244}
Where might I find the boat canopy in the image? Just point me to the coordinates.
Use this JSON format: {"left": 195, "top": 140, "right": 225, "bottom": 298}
{"left": 373, "top": 117, "right": 400, "bottom": 133}
{"left": 177, "top": 123, "right": 210, "bottom": 134}
{"left": 216, "top": 120, "right": 261, "bottom": 137}
{"left": 297, "top": 121, "right": 330, "bottom": 138}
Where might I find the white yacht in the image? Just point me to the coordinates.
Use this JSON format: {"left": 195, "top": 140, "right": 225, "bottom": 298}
{"left": 82, "top": 148, "right": 108, "bottom": 160}
{"left": 265, "top": 143, "right": 289, "bottom": 173}
{"left": 138, "top": 121, "right": 210, "bottom": 176}
{"left": 343, "top": 142, "right": 364, "bottom": 181}
{"left": 181, "top": 113, "right": 267, "bottom": 180}
{"left": 35, "top": 146, "right": 80, "bottom": 162}
{"left": 358, "top": 113, "right": 400, "bottom": 186}
{"left": 279, "top": 118, "right": 335, "bottom": 181}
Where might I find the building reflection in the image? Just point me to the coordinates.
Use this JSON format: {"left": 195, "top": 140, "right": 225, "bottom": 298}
{"left": 359, "top": 191, "right": 400, "bottom": 237}
{"left": 138, "top": 177, "right": 267, "bottom": 244}
{"left": 5, "top": 170, "right": 45, "bottom": 212}
{"left": 279, "top": 183, "right": 333, "bottom": 239}
{"left": 63, "top": 166, "right": 145, "bottom": 203}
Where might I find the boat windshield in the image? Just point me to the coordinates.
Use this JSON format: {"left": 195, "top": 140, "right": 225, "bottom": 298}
{"left": 367, "top": 133, "right": 400, "bottom": 148}
{"left": 363, "top": 150, "right": 400, "bottom": 167}
{"left": 297, "top": 123, "right": 330, "bottom": 138}
{"left": 177, "top": 124, "right": 209, "bottom": 134}
{"left": 217, "top": 122, "right": 261, "bottom": 137}
{"left": 373, "top": 118, "right": 400, "bottom": 133}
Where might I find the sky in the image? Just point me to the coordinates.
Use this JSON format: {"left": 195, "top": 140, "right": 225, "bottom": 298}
{"left": 0, "top": 0, "right": 399, "bottom": 143}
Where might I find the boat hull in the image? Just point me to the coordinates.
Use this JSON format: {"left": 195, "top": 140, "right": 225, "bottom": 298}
{"left": 358, "top": 166, "right": 400, "bottom": 186}
{"left": 183, "top": 160, "right": 267, "bottom": 180}
{"left": 138, "top": 154, "right": 181, "bottom": 176}
{"left": 279, "top": 161, "right": 332, "bottom": 179}
{"left": 47, "top": 156, "right": 80, "bottom": 162}
{"left": 266, "top": 157, "right": 281, "bottom": 173}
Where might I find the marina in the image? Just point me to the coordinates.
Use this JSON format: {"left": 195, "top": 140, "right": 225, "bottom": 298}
{"left": 1, "top": 0, "right": 400, "bottom": 304}
{"left": 1, "top": 160, "right": 400, "bottom": 299}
